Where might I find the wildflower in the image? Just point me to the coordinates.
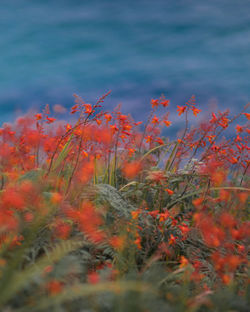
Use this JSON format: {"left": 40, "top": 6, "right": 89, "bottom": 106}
{"left": 236, "top": 125, "right": 243, "bottom": 133}
{"left": 104, "top": 114, "right": 112, "bottom": 122}
{"left": 11, "top": 235, "right": 24, "bottom": 247}
{"left": 169, "top": 234, "right": 177, "bottom": 245}
{"left": 87, "top": 272, "right": 100, "bottom": 284}
{"left": 1, "top": 188, "right": 25, "bottom": 211}
{"left": 177, "top": 106, "right": 186, "bottom": 116}
{"left": 210, "top": 112, "right": 217, "bottom": 123}
{"left": 218, "top": 116, "right": 229, "bottom": 129}
{"left": 134, "top": 236, "right": 142, "bottom": 249}
{"left": 165, "top": 188, "right": 174, "bottom": 195}
{"left": 159, "top": 211, "right": 170, "bottom": 222}
{"left": 82, "top": 150, "right": 88, "bottom": 158}
{"left": 179, "top": 256, "right": 189, "bottom": 268}
{"left": 65, "top": 123, "right": 72, "bottom": 132}
{"left": 227, "top": 255, "right": 242, "bottom": 271}
{"left": 131, "top": 210, "right": 140, "bottom": 220}
{"left": 35, "top": 113, "right": 42, "bottom": 120}
{"left": 151, "top": 99, "right": 159, "bottom": 108}
{"left": 161, "top": 99, "right": 170, "bottom": 107}
{"left": 163, "top": 120, "right": 172, "bottom": 127}
{"left": 46, "top": 280, "right": 63, "bottom": 295}
{"left": 51, "top": 192, "right": 62, "bottom": 204}
{"left": 207, "top": 135, "right": 215, "bottom": 143}
{"left": 243, "top": 112, "right": 250, "bottom": 120}
{"left": 219, "top": 190, "right": 231, "bottom": 202}
{"left": 151, "top": 116, "right": 159, "bottom": 124}
{"left": 76, "top": 201, "right": 106, "bottom": 243}
{"left": 71, "top": 104, "right": 78, "bottom": 114}
{"left": 145, "top": 135, "right": 153, "bottom": 143}
{"left": 155, "top": 137, "right": 164, "bottom": 145}
{"left": 128, "top": 148, "right": 136, "bottom": 156}
{"left": 222, "top": 274, "right": 231, "bottom": 285}
{"left": 46, "top": 116, "right": 56, "bottom": 124}
{"left": 54, "top": 221, "right": 71, "bottom": 240}
{"left": 110, "top": 124, "right": 119, "bottom": 132}
{"left": 238, "top": 192, "right": 248, "bottom": 204}
{"left": 119, "top": 114, "right": 128, "bottom": 122}
{"left": 192, "top": 107, "right": 201, "bottom": 116}
{"left": 220, "top": 213, "right": 235, "bottom": 229}
{"left": 24, "top": 212, "right": 34, "bottom": 222}
{"left": 83, "top": 104, "right": 93, "bottom": 114}
{"left": 229, "top": 157, "right": 238, "bottom": 164}
{"left": 122, "top": 161, "right": 142, "bottom": 179}
{"left": 109, "top": 236, "right": 125, "bottom": 251}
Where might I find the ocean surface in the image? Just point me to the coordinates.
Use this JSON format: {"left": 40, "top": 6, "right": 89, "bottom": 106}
{"left": 0, "top": 0, "right": 250, "bottom": 124}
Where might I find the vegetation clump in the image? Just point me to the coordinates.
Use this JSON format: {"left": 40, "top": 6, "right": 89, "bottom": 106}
{"left": 0, "top": 93, "right": 249, "bottom": 311}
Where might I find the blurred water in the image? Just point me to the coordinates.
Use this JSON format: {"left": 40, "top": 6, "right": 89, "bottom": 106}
{"left": 0, "top": 0, "right": 250, "bottom": 123}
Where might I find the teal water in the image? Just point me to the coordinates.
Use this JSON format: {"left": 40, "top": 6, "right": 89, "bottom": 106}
{"left": 0, "top": 0, "right": 250, "bottom": 123}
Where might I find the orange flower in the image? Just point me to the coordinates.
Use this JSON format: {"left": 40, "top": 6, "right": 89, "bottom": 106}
{"left": 179, "top": 256, "right": 189, "bottom": 268}
{"left": 104, "top": 114, "right": 112, "bottom": 122}
{"left": 1, "top": 188, "right": 25, "bottom": 211}
{"left": 145, "top": 135, "right": 153, "bottom": 143}
{"left": 238, "top": 192, "right": 248, "bottom": 204}
{"left": 165, "top": 188, "right": 174, "bottom": 195}
{"left": 236, "top": 125, "right": 243, "bottom": 133}
{"left": 219, "top": 190, "right": 231, "bottom": 202}
{"left": 87, "top": 272, "right": 100, "bottom": 284}
{"left": 134, "top": 236, "right": 142, "bottom": 249}
{"left": 220, "top": 213, "right": 235, "bottom": 229}
{"left": 163, "top": 120, "right": 172, "bottom": 127}
{"left": 51, "top": 192, "right": 62, "bottom": 204}
{"left": 46, "top": 116, "right": 56, "bottom": 124}
{"left": 155, "top": 137, "right": 164, "bottom": 145}
{"left": 169, "top": 234, "right": 177, "bottom": 245}
{"left": 151, "top": 116, "right": 159, "bottom": 124}
{"left": 24, "top": 212, "right": 34, "bottom": 223}
{"left": 71, "top": 104, "right": 78, "bottom": 114}
{"left": 161, "top": 100, "right": 170, "bottom": 107}
{"left": 35, "top": 113, "right": 42, "bottom": 120}
{"left": 243, "top": 112, "right": 250, "bottom": 120}
{"left": 122, "top": 161, "right": 142, "bottom": 179}
{"left": 131, "top": 210, "right": 140, "bottom": 220}
{"left": 192, "top": 107, "right": 201, "bottom": 116}
{"left": 83, "top": 104, "right": 93, "bottom": 114}
{"left": 110, "top": 236, "right": 125, "bottom": 251}
{"left": 192, "top": 197, "right": 203, "bottom": 208}
{"left": 177, "top": 106, "right": 186, "bottom": 116}
{"left": 46, "top": 280, "right": 63, "bottom": 295}
{"left": 95, "top": 119, "right": 102, "bottom": 126}
{"left": 151, "top": 99, "right": 159, "bottom": 108}
{"left": 54, "top": 222, "right": 71, "bottom": 240}
{"left": 222, "top": 274, "right": 231, "bottom": 285}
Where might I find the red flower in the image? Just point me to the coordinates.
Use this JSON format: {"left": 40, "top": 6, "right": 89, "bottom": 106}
{"left": 46, "top": 280, "right": 63, "bottom": 295}
{"left": 177, "top": 106, "right": 186, "bottom": 116}
{"left": 163, "top": 120, "right": 172, "bottom": 127}
{"left": 122, "top": 161, "right": 142, "bottom": 179}
{"left": 46, "top": 116, "right": 56, "bottom": 124}
{"left": 35, "top": 113, "right": 42, "bottom": 121}
{"left": 161, "top": 100, "right": 170, "bottom": 107}
{"left": 87, "top": 272, "right": 100, "bottom": 284}
{"left": 192, "top": 107, "right": 201, "bottom": 116}
{"left": 151, "top": 99, "right": 159, "bottom": 108}
{"left": 165, "top": 188, "right": 174, "bottom": 195}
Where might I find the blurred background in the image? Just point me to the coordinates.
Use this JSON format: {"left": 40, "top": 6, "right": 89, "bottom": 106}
{"left": 0, "top": 0, "right": 250, "bottom": 124}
